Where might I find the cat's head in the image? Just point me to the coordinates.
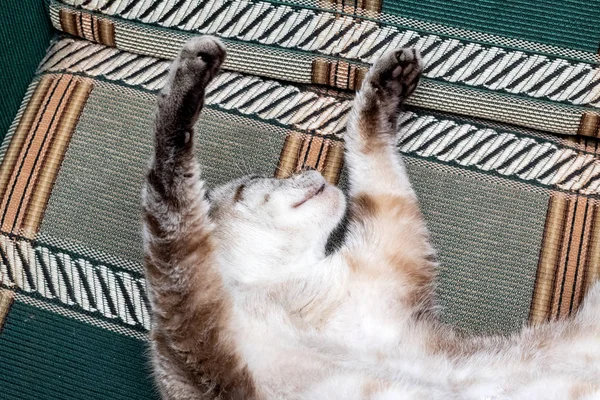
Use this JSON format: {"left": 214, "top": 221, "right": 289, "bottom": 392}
{"left": 207, "top": 170, "right": 346, "bottom": 282}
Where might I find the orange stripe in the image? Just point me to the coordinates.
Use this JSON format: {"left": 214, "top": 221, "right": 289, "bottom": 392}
{"left": 305, "top": 136, "right": 325, "bottom": 170}
{"left": 13, "top": 79, "right": 78, "bottom": 232}
{"left": 0, "top": 77, "right": 53, "bottom": 201}
{"left": 22, "top": 79, "right": 94, "bottom": 237}
{"left": 1, "top": 76, "right": 73, "bottom": 233}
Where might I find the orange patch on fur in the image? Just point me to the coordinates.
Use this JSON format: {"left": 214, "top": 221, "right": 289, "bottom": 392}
{"left": 347, "top": 192, "right": 436, "bottom": 312}
{"left": 362, "top": 379, "right": 391, "bottom": 399}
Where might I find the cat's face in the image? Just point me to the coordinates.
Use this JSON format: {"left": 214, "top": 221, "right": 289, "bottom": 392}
{"left": 208, "top": 170, "right": 346, "bottom": 270}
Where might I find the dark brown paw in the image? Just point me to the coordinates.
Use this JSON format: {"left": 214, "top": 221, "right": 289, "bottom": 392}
{"left": 366, "top": 48, "right": 422, "bottom": 103}
{"left": 164, "top": 36, "right": 227, "bottom": 94}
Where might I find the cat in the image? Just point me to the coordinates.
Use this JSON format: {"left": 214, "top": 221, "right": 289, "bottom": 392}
{"left": 142, "top": 36, "right": 600, "bottom": 400}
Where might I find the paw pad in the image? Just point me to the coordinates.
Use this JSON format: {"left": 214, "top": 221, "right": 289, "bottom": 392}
{"left": 368, "top": 47, "right": 423, "bottom": 101}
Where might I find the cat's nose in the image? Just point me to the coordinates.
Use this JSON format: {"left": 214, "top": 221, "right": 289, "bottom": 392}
{"left": 300, "top": 166, "right": 316, "bottom": 172}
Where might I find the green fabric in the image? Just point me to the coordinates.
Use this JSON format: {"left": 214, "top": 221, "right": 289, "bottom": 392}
{"left": 406, "top": 156, "right": 549, "bottom": 333}
{"left": 0, "top": 0, "right": 53, "bottom": 143}
{"left": 381, "top": 0, "right": 600, "bottom": 53}
{"left": 0, "top": 301, "right": 158, "bottom": 400}
{"left": 39, "top": 80, "right": 287, "bottom": 265}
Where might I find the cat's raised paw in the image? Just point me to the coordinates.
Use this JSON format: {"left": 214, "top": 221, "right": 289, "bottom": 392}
{"left": 163, "top": 36, "right": 227, "bottom": 95}
{"left": 366, "top": 48, "right": 422, "bottom": 103}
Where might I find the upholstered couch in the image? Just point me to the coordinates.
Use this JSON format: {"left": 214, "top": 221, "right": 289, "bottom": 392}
{"left": 1, "top": 1, "right": 600, "bottom": 398}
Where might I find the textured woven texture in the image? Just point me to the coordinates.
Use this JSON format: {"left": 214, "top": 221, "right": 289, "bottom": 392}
{"left": 2, "top": 1, "right": 600, "bottom": 399}
{"left": 380, "top": 0, "right": 600, "bottom": 53}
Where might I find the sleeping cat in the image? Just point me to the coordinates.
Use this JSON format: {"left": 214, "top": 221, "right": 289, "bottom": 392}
{"left": 142, "top": 36, "right": 600, "bottom": 399}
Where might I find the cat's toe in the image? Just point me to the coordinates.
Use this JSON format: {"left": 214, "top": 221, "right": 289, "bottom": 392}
{"left": 367, "top": 47, "right": 422, "bottom": 101}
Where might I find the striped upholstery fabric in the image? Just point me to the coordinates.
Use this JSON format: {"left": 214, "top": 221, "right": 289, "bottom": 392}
{"left": 1, "top": 1, "right": 600, "bottom": 399}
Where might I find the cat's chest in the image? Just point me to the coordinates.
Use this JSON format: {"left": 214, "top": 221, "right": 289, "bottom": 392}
{"left": 317, "top": 277, "right": 413, "bottom": 350}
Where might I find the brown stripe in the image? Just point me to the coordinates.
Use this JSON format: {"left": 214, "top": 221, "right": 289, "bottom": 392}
{"left": 354, "top": 68, "right": 367, "bottom": 90}
{"left": 0, "top": 289, "right": 15, "bottom": 334}
{"left": 297, "top": 135, "right": 312, "bottom": 173}
{"left": 558, "top": 196, "right": 587, "bottom": 317}
{"left": 321, "top": 140, "right": 344, "bottom": 185}
{"left": 92, "top": 15, "right": 101, "bottom": 43}
{"left": 98, "top": 18, "right": 116, "bottom": 47}
{"left": 305, "top": 136, "right": 325, "bottom": 169}
{"left": 76, "top": 12, "right": 84, "bottom": 38}
{"left": 584, "top": 200, "right": 600, "bottom": 291}
{"left": 311, "top": 59, "right": 368, "bottom": 90}
{"left": 531, "top": 193, "right": 600, "bottom": 323}
{"left": 22, "top": 79, "right": 94, "bottom": 237}
{"left": 529, "top": 193, "right": 568, "bottom": 324}
{"left": 312, "top": 59, "right": 331, "bottom": 86}
{"left": 363, "top": 0, "right": 382, "bottom": 12}
{"left": 0, "top": 78, "right": 54, "bottom": 202}
{"left": 315, "top": 140, "right": 329, "bottom": 172}
{"left": 328, "top": 61, "right": 338, "bottom": 88}
{"left": 275, "top": 132, "right": 304, "bottom": 179}
{"left": 0, "top": 75, "right": 92, "bottom": 238}
{"left": 578, "top": 112, "right": 600, "bottom": 138}
{"left": 336, "top": 61, "right": 350, "bottom": 89}
{"left": 550, "top": 196, "right": 576, "bottom": 319}
{"left": 59, "top": 9, "right": 79, "bottom": 36}
{"left": 321, "top": 0, "right": 381, "bottom": 13}
{"left": 572, "top": 198, "right": 595, "bottom": 309}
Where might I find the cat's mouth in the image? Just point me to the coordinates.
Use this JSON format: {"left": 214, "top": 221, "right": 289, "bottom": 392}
{"left": 292, "top": 184, "right": 326, "bottom": 208}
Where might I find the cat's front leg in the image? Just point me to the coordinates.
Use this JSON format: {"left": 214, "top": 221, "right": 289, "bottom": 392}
{"left": 342, "top": 49, "right": 436, "bottom": 313}
{"left": 142, "top": 37, "right": 243, "bottom": 399}
{"left": 143, "top": 36, "right": 225, "bottom": 296}
{"left": 345, "top": 48, "right": 422, "bottom": 198}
